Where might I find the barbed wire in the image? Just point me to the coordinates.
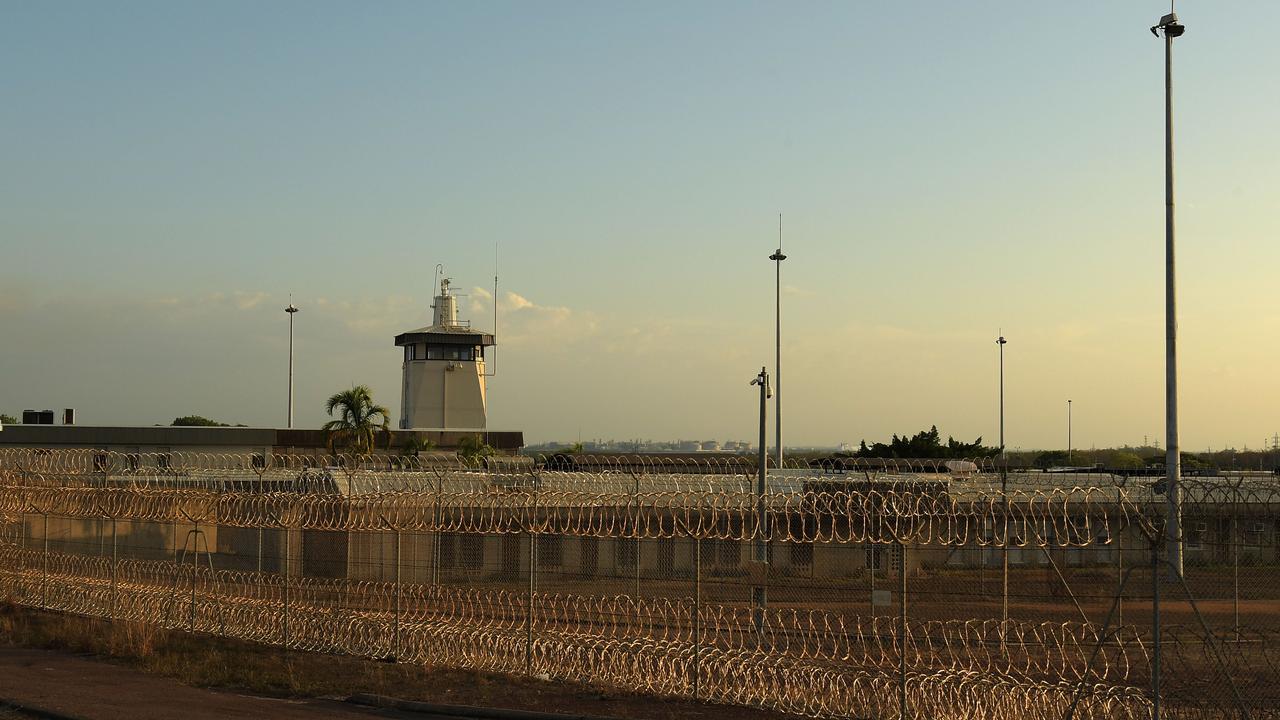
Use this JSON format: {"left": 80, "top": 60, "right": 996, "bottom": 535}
{"left": 0, "top": 449, "right": 1011, "bottom": 475}
{"left": 2, "top": 450, "right": 1276, "bottom": 719}
{"left": 0, "top": 545, "right": 1164, "bottom": 720}
{"left": 0, "top": 483, "right": 1156, "bottom": 546}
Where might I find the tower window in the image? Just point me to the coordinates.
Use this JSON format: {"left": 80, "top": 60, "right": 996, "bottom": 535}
{"left": 426, "top": 345, "right": 473, "bottom": 361}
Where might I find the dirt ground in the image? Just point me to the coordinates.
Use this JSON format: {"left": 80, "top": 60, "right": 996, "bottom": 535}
{"left": 0, "top": 647, "right": 410, "bottom": 719}
{"left": 0, "top": 608, "right": 794, "bottom": 720}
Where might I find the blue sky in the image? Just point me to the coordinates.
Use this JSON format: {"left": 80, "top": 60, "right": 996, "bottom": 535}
{"left": 2, "top": 2, "right": 1278, "bottom": 449}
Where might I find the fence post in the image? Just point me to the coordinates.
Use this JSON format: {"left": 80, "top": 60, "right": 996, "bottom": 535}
{"left": 693, "top": 533, "right": 701, "bottom": 700}
{"left": 979, "top": 524, "right": 987, "bottom": 600}
{"left": 899, "top": 539, "right": 909, "bottom": 720}
{"left": 111, "top": 516, "right": 118, "bottom": 617}
{"left": 1001, "top": 468, "right": 1009, "bottom": 630}
{"left": 433, "top": 472, "right": 442, "bottom": 586}
{"left": 283, "top": 528, "right": 291, "bottom": 647}
{"left": 190, "top": 520, "right": 199, "bottom": 631}
{"left": 1117, "top": 485, "right": 1124, "bottom": 628}
{"left": 394, "top": 528, "right": 402, "bottom": 660}
{"left": 41, "top": 512, "right": 49, "bottom": 609}
{"left": 14, "top": 512, "right": 25, "bottom": 602}
{"left": 1152, "top": 544, "right": 1161, "bottom": 720}
{"left": 633, "top": 473, "right": 641, "bottom": 598}
{"left": 257, "top": 527, "right": 263, "bottom": 574}
{"left": 870, "top": 545, "right": 877, "bottom": 617}
{"left": 526, "top": 478, "right": 538, "bottom": 675}
{"left": 1232, "top": 482, "right": 1239, "bottom": 636}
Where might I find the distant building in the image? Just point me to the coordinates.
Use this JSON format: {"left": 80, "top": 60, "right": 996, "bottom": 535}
{"left": 0, "top": 424, "right": 523, "bottom": 456}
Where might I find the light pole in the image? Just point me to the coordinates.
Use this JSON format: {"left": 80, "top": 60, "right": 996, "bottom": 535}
{"left": 749, "top": 367, "right": 772, "bottom": 637}
{"left": 769, "top": 215, "right": 787, "bottom": 470}
{"left": 997, "top": 334, "right": 1007, "bottom": 626}
{"left": 286, "top": 300, "right": 299, "bottom": 428}
{"left": 1152, "top": 9, "right": 1185, "bottom": 579}
{"left": 1067, "top": 399, "right": 1072, "bottom": 465}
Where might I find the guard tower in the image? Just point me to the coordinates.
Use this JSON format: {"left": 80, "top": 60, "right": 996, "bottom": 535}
{"left": 395, "top": 276, "right": 495, "bottom": 430}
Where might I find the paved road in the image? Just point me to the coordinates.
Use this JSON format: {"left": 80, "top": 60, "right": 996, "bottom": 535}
{"left": 0, "top": 648, "right": 458, "bottom": 720}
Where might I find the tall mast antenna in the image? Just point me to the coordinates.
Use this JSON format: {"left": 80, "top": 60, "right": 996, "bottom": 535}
{"left": 485, "top": 245, "right": 499, "bottom": 378}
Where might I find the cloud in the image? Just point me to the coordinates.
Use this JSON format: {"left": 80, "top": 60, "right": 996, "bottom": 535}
{"left": 462, "top": 288, "right": 580, "bottom": 346}
{"left": 328, "top": 295, "right": 420, "bottom": 335}
{"left": 504, "top": 292, "right": 534, "bottom": 311}
{"left": 468, "top": 286, "right": 493, "bottom": 316}
{"left": 233, "top": 291, "right": 269, "bottom": 310}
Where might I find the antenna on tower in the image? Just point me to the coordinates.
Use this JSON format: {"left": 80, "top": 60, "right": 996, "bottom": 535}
{"left": 485, "top": 244, "right": 498, "bottom": 377}
{"left": 494, "top": 244, "right": 499, "bottom": 337}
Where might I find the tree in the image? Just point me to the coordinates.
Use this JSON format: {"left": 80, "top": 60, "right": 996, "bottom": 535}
{"left": 457, "top": 434, "right": 495, "bottom": 465}
{"left": 172, "top": 415, "right": 229, "bottom": 427}
{"left": 1033, "top": 450, "right": 1071, "bottom": 468}
{"left": 1143, "top": 452, "right": 1207, "bottom": 471}
{"left": 399, "top": 435, "right": 436, "bottom": 457}
{"left": 0, "top": 414, "right": 17, "bottom": 425}
{"left": 1107, "top": 451, "right": 1144, "bottom": 473}
{"left": 854, "top": 426, "right": 998, "bottom": 459}
{"left": 322, "top": 385, "right": 391, "bottom": 454}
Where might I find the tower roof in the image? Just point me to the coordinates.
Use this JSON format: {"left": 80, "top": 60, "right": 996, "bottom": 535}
{"left": 395, "top": 327, "right": 494, "bottom": 347}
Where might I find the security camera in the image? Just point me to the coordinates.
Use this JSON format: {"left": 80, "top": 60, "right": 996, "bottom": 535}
{"left": 749, "top": 368, "right": 772, "bottom": 398}
{"left": 1158, "top": 12, "right": 1178, "bottom": 26}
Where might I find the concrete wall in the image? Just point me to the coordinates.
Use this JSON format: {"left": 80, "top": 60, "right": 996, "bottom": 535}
{"left": 401, "top": 358, "right": 488, "bottom": 430}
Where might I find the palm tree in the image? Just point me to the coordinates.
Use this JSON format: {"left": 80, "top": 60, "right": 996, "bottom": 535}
{"left": 322, "top": 385, "right": 391, "bottom": 454}
{"left": 457, "top": 434, "right": 495, "bottom": 466}
{"left": 399, "top": 435, "right": 436, "bottom": 457}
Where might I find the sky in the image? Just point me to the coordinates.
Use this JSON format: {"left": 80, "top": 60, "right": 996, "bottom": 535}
{"left": 2, "top": 2, "right": 1278, "bottom": 451}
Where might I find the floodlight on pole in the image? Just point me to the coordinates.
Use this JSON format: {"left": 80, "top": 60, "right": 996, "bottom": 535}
{"left": 997, "top": 333, "right": 1007, "bottom": 627}
{"left": 1152, "top": 7, "right": 1185, "bottom": 581}
{"left": 286, "top": 300, "right": 299, "bottom": 429}
{"left": 749, "top": 366, "right": 771, "bottom": 637}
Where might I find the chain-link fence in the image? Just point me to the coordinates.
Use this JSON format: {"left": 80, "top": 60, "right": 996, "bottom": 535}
{"left": 0, "top": 449, "right": 1275, "bottom": 719}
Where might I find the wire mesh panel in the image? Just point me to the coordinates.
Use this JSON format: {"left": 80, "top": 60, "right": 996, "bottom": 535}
{"left": 0, "top": 450, "right": 1277, "bottom": 719}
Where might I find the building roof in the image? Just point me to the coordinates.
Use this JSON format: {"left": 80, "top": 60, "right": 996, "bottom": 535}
{"left": 0, "top": 425, "right": 277, "bottom": 447}
{"left": 0, "top": 425, "right": 524, "bottom": 451}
